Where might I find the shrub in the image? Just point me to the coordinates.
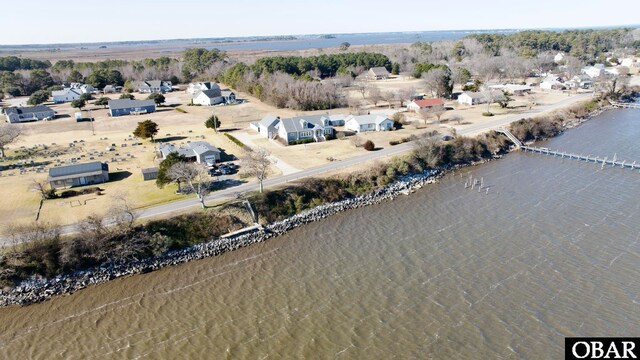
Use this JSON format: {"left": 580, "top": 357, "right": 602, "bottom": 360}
{"left": 389, "top": 140, "right": 400, "bottom": 146}
{"left": 363, "top": 140, "right": 375, "bottom": 151}
{"left": 175, "top": 107, "right": 187, "bottom": 113}
{"left": 288, "top": 138, "right": 314, "bottom": 145}
{"left": 224, "top": 133, "right": 251, "bottom": 151}
{"left": 482, "top": 112, "right": 494, "bottom": 117}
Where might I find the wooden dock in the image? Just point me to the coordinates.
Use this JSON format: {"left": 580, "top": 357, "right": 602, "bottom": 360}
{"left": 521, "top": 146, "right": 640, "bottom": 170}
{"left": 496, "top": 127, "right": 639, "bottom": 171}
{"left": 610, "top": 101, "right": 640, "bottom": 109}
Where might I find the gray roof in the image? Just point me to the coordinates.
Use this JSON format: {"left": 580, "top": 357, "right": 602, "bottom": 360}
{"left": 279, "top": 115, "right": 332, "bottom": 133}
{"left": 52, "top": 88, "right": 81, "bottom": 97}
{"left": 108, "top": 99, "right": 156, "bottom": 110}
{"left": 258, "top": 115, "right": 280, "bottom": 128}
{"left": 49, "top": 162, "right": 107, "bottom": 178}
{"left": 139, "top": 80, "right": 171, "bottom": 88}
{"left": 4, "top": 105, "right": 54, "bottom": 115}
{"left": 141, "top": 167, "right": 159, "bottom": 174}
{"left": 462, "top": 91, "right": 505, "bottom": 100}
{"left": 195, "top": 89, "right": 222, "bottom": 99}
{"left": 199, "top": 82, "right": 219, "bottom": 90}
{"left": 187, "top": 141, "right": 220, "bottom": 155}
{"left": 159, "top": 141, "right": 220, "bottom": 158}
{"left": 346, "top": 114, "right": 391, "bottom": 125}
{"left": 369, "top": 67, "right": 389, "bottom": 76}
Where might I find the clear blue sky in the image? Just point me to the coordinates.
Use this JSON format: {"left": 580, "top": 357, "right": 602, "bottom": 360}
{"left": 2, "top": 0, "right": 639, "bottom": 45}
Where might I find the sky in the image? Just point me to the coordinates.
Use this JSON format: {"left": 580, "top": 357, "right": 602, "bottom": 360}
{"left": 2, "top": 0, "right": 639, "bottom": 45}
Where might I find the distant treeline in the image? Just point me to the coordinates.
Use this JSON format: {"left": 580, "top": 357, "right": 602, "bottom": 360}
{"left": 251, "top": 52, "right": 391, "bottom": 78}
{"left": 0, "top": 56, "right": 51, "bottom": 71}
{"left": 467, "top": 29, "right": 640, "bottom": 59}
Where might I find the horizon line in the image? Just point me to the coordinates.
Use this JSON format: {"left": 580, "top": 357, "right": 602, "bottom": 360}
{"left": 0, "top": 23, "right": 638, "bottom": 48}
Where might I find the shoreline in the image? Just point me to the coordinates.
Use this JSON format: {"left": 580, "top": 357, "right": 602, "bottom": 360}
{"left": 0, "top": 102, "right": 615, "bottom": 307}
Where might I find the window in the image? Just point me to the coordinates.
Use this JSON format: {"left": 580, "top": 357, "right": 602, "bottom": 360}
{"left": 300, "top": 131, "right": 312, "bottom": 138}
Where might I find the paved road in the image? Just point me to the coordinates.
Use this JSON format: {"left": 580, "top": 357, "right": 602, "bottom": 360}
{"left": 0, "top": 93, "right": 593, "bottom": 244}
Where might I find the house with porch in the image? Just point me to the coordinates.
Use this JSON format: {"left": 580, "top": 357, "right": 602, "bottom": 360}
{"left": 108, "top": 99, "right": 156, "bottom": 117}
{"left": 277, "top": 116, "right": 334, "bottom": 144}
{"left": 221, "top": 89, "right": 236, "bottom": 104}
{"left": 345, "top": 115, "right": 394, "bottom": 132}
{"left": 4, "top": 105, "right": 55, "bottom": 123}
{"left": 48, "top": 162, "right": 109, "bottom": 188}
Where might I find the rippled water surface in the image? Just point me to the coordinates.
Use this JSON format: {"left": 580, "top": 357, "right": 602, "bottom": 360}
{"left": 1, "top": 109, "right": 639, "bottom": 359}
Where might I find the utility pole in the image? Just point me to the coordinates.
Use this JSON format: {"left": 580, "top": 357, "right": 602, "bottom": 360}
{"left": 89, "top": 108, "right": 95, "bottom": 136}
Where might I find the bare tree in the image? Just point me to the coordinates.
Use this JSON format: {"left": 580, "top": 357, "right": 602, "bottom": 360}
{"left": 8, "top": 221, "right": 60, "bottom": 248}
{"left": 30, "top": 180, "right": 51, "bottom": 200}
{"left": 350, "top": 135, "right": 364, "bottom": 148}
{"left": 564, "top": 56, "right": 584, "bottom": 79}
{"left": 431, "top": 106, "right": 446, "bottom": 123}
{"left": 396, "top": 87, "right": 415, "bottom": 107}
{"left": 367, "top": 86, "right": 382, "bottom": 106}
{"left": 242, "top": 149, "right": 271, "bottom": 194}
{"left": 0, "top": 124, "right": 22, "bottom": 158}
{"left": 383, "top": 91, "right": 396, "bottom": 109}
{"left": 481, "top": 87, "right": 499, "bottom": 114}
{"left": 356, "top": 84, "right": 367, "bottom": 99}
{"left": 449, "top": 114, "right": 464, "bottom": 124}
{"left": 110, "top": 193, "right": 138, "bottom": 232}
{"left": 422, "top": 69, "right": 452, "bottom": 98}
{"left": 168, "top": 162, "right": 212, "bottom": 208}
{"left": 418, "top": 108, "right": 435, "bottom": 125}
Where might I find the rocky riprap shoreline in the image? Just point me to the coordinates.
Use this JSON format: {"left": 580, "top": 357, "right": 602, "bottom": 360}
{"left": 0, "top": 170, "right": 442, "bottom": 307}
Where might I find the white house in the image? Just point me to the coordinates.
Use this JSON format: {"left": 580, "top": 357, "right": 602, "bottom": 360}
{"left": 407, "top": 98, "right": 445, "bottom": 112}
{"left": 187, "top": 81, "right": 220, "bottom": 95}
{"left": 582, "top": 65, "right": 605, "bottom": 78}
{"left": 457, "top": 91, "right": 505, "bottom": 105}
{"left": 565, "top": 75, "right": 592, "bottom": 89}
{"left": 52, "top": 88, "right": 82, "bottom": 103}
{"left": 540, "top": 77, "right": 566, "bottom": 90}
{"left": 251, "top": 115, "right": 280, "bottom": 139}
{"left": 192, "top": 89, "right": 225, "bottom": 106}
{"left": 554, "top": 52, "right": 565, "bottom": 63}
{"left": 345, "top": 115, "right": 394, "bottom": 133}
{"left": 620, "top": 57, "right": 639, "bottom": 68}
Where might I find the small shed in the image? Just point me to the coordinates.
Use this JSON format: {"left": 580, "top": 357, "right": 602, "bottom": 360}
{"left": 141, "top": 167, "right": 159, "bottom": 181}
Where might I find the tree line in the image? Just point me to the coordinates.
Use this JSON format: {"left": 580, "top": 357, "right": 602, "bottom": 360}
{"left": 467, "top": 29, "right": 639, "bottom": 60}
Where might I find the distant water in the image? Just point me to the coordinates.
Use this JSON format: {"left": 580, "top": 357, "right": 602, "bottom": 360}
{"left": 0, "top": 109, "right": 639, "bottom": 359}
{"left": 0, "top": 30, "right": 516, "bottom": 52}
{"left": 203, "top": 31, "right": 511, "bottom": 52}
